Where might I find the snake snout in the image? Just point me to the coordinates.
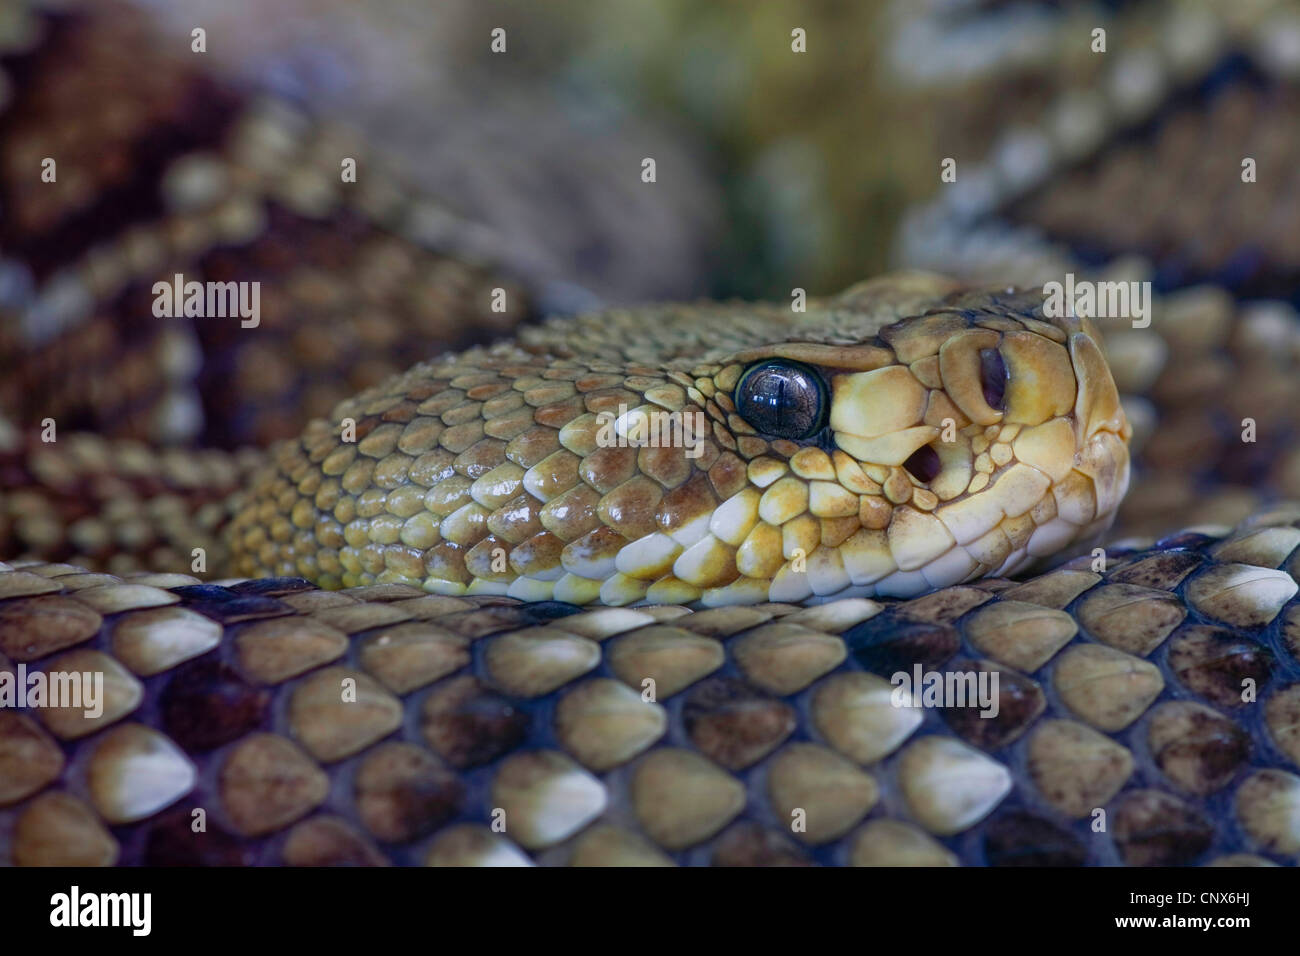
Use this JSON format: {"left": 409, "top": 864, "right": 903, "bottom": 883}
{"left": 814, "top": 310, "right": 1132, "bottom": 595}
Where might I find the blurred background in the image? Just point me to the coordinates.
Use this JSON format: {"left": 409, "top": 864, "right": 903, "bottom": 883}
{"left": 119, "top": 0, "right": 1300, "bottom": 300}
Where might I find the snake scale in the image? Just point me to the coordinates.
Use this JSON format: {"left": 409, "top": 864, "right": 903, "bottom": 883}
{"left": 3, "top": 1, "right": 1300, "bottom": 868}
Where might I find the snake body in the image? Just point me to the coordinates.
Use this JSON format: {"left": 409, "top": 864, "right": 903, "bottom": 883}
{"left": 3, "top": 1, "right": 1300, "bottom": 868}
{"left": 4, "top": 272, "right": 1300, "bottom": 868}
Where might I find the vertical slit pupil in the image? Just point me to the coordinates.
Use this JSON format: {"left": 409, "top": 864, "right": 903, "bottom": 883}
{"left": 979, "top": 348, "right": 1008, "bottom": 411}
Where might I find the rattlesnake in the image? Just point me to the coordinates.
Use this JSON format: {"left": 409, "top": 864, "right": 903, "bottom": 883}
{"left": 2, "top": 1, "right": 1300, "bottom": 868}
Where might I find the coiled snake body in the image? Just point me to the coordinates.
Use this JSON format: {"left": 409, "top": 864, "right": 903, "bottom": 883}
{"left": 5, "top": 271, "right": 1300, "bottom": 868}
{"left": 3, "top": 2, "right": 1300, "bottom": 868}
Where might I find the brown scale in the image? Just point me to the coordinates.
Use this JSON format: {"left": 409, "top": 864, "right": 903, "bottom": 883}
{"left": 0, "top": 1, "right": 237, "bottom": 446}
{"left": 1007, "top": 76, "right": 1300, "bottom": 299}
{"left": 888, "top": 0, "right": 1134, "bottom": 167}
{"left": 0, "top": 428, "right": 259, "bottom": 573}
{"left": 1096, "top": 287, "right": 1300, "bottom": 541}
{"left": 3, "top": 504, "right": 1300, "bottom": 866}
{"left": 125, "top": 202, "right": 529, "bottom": 449}
{"left": 0, "top": 1, "right": 243, "bottom": 272}
{"left": 0, "top": 1, "right": 539, "bottom": 451}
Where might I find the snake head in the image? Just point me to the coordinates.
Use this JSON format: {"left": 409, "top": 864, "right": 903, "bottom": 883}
{"left": 720, "top": 280, "right": 1131, "bottom": 602}
{"left": 230, "top": 274, "right": 1130, "bottom": 608}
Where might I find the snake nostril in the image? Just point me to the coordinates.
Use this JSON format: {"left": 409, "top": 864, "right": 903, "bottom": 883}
{"left": 979, "top": 347, "right": 1008, "bottom": 412}
{"left": 902, "top": 443, "right": 942, "bottom": 483}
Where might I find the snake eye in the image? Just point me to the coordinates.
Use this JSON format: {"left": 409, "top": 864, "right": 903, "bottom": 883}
{"left": 979, "top": 348, "right": 1008, "bottom": 412}
{"left": 734, "top": 360, "right": 827, "bottom": 440}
